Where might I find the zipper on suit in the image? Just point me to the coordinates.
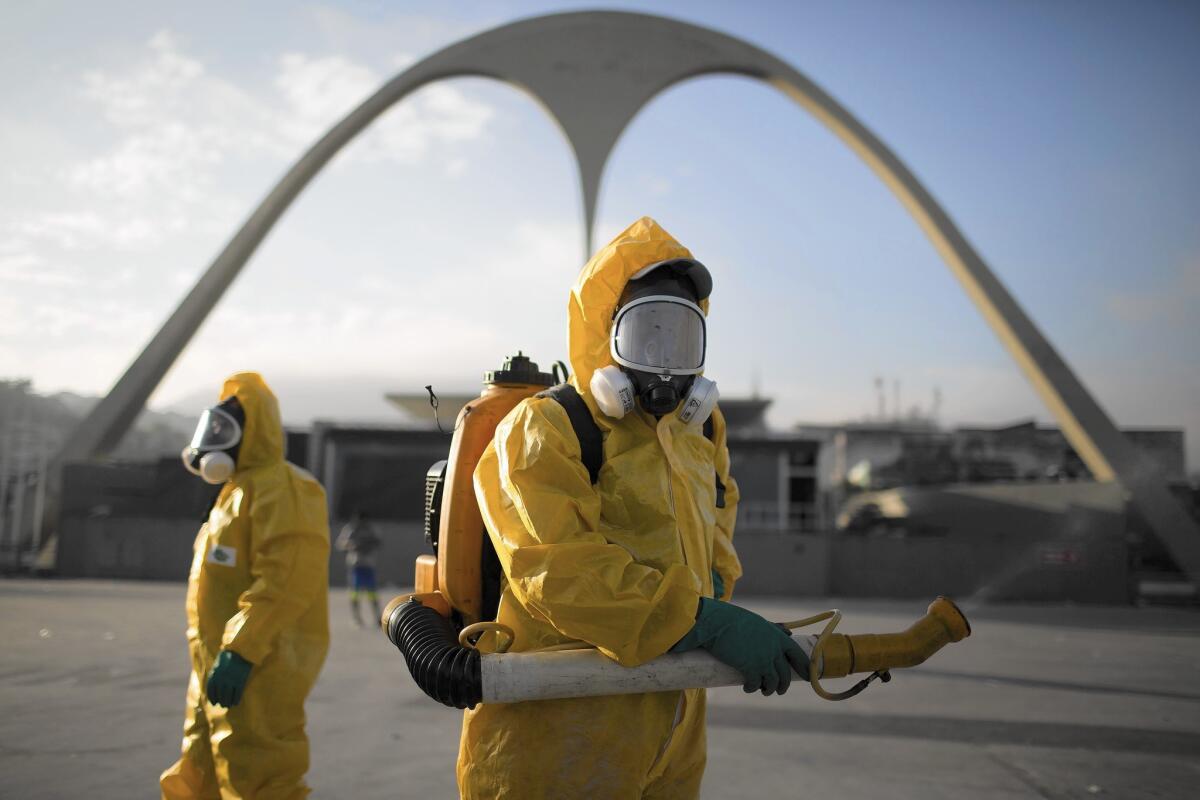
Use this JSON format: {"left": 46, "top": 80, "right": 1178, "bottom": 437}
{"left": 647, "top": 691, "right": 687, "bottom": 777}
{"left": 662, "top": 437, "right": 683, "bottom": 567}
{"left": 649, "top": 418, "right": 691, "bottom": 778}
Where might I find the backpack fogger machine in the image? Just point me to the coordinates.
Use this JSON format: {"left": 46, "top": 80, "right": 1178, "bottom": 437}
{"left": 382, "top": 352, "right": 972, "bottom": 710}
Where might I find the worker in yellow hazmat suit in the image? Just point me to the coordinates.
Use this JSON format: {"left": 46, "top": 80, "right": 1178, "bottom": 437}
{"left": 459, "top": 217, "right": 805, "bottom": 798}
{"left": 161, "top": 372, "right": 330, "bottom": 800}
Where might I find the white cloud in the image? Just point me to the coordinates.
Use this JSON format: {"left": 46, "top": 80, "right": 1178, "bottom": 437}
{"left": 13, "top": 30, "right": 495, "bottom": 255}
{"left": 81, "top": 30, "right": 205, "bottom": 127}
{"left": 66, "top": 122, "right": 223, "bottom": 201}
{"left": 274, "top": 53, "right": 379, "bottom": 145}
{"left": 30, "top": 303, "right": 101, "bottom": 338}
{"left": 1, "top": 26, "right": 499, "bottom": 395}
{"left": 272, "top": 54, "right": 493, "bottom": 164}
{"left": 17, "top": 32, "right": 265, "bottom": 252}
{"left": 147, "top": 217, "right": 580, "bottom": 410}
{"left": 0, "top": 246, "right": 80, "bottom": 288}
{"left": 16, "top": 209, "right": 173, "bottom": 250}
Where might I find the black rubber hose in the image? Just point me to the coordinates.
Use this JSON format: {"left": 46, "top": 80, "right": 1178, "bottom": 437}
{"left": 385, "top": 598, "right": 482, "bottom": 709}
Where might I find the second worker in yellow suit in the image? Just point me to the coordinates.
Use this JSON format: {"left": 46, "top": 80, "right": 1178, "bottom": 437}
{"left": 161, "top": 372, "right": 330, "bottom": 800}
{"left": 459, "top": 217, "right": 807, "bottom": 798}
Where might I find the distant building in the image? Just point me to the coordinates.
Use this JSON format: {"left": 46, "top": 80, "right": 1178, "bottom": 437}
{"left": 306, "top": 421, "right": 449, "bottom": 521}
{"left": 803, "top": 418, "right": 1187, "bottom": 496}
{"left": 382, "top": 392, "right": 831, "bottom": 535}
{"left": 2, "top": 381, "right": 202, "bottom": 571}
{"left": 718, "top": 398, "right": 830, "bottom": 533}
{"left": 800, "top": 417, "right": 1192, "bottom": 598}
{"left": 47, "top": 386, "right": 1194, "bottom": 601}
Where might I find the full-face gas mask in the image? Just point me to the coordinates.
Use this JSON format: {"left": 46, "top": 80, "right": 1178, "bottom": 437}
{"left": 589, "top": 258, "right": 719, "bottom": 423}
{"left": 181, "top": 396, "right": 245, "bottom": 485}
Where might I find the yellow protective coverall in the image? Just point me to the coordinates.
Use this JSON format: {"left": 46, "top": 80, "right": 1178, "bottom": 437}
{"left": 458, "top": 217, "right": 743, "bottom": 799}
{"left": 161, "top": 373, "right": 330, "bottom": 800}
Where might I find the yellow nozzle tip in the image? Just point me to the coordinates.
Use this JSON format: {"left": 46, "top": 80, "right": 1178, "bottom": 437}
{"left": 930, "top": 596, "right": 971, "bottom": 640}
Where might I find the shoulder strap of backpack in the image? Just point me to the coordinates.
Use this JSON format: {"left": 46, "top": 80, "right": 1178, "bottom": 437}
{"left": 702, "top": 413, "right": 727, "bottom": 509}
{"left": 539, "top": 385, "right": 725, "bottom": 508}
{"left": 538, "top": 383, "right": 603, "bottom": 484}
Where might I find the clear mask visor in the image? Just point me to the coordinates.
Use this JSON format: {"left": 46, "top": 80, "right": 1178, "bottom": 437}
{"left": 611, "top": 295, "right": 706, "bottom": 375}
{"left": 188, "top": 406, "right": 242, "bottom": 452}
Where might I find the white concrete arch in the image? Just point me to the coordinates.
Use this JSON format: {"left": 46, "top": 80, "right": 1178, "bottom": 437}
{"left": 61, "top": 11, "right": 1200, "bottom": 578}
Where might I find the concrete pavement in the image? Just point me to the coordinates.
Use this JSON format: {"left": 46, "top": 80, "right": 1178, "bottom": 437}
{"left": 1, "top": 579, "right": 1198, "bottom": 798}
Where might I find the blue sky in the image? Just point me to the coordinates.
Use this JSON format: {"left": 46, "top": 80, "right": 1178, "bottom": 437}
{"left": 2, "top": 1, "right": 1198, "bottom": 469}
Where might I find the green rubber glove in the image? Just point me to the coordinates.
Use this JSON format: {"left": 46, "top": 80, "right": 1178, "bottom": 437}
{"left": 206, "top": 650, "right": 253, "bottom": 708}
{"left": 711, "top": 569, "right": 725, "bottom": 600}
{"left": 672, "top": 598, "right": 809, "bottom": 695}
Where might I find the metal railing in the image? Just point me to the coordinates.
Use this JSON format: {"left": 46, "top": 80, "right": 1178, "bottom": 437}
{"left": 736, "top": 501, "right": 821, "bottom": 532}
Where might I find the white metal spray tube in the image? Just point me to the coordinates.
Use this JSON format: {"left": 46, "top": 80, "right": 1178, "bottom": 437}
{"left": 481, "top": 633, "right": 820, "bottom": 703}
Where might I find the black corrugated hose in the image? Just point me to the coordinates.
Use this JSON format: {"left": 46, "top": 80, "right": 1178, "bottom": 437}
{"left": 385, "top": 598, "right": 482, "bottom": 709}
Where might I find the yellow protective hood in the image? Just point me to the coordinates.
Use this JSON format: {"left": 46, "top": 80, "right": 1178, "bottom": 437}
{"left": 218, "top": 372, "right": 283, "bottom": 470}
{"left": 568, "top": 217, "right": 708, "bottom": 393}
{"left": 462, "top": 216, "right": 738, "bottom": 798}
{"left": 166, "top": 370, "right": 329, "bottom": 798}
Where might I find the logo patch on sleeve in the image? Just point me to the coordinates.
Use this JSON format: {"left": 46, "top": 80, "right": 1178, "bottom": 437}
{"left": 207, "top": 544, "right": 237, "bottom": 567}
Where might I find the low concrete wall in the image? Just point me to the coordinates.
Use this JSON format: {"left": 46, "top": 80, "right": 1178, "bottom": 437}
{"left": 56, "top": 516, "right": 1129, "bottom": 605}
{"left": 730, "top": 532, "right": 830, "bottom": 596}
{"left": 57, "top": 516, "right": 197, "bottom": 580}
{"left": 56, "top": 515, "right": 434, "bottom": 590}
{"left": 828, "top": 506, "right": 1128, "bottom": 603}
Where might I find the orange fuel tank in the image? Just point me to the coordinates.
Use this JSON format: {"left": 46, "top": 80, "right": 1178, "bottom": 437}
{"left": 433, "top": 352, "right": 556, "bottom": 623}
